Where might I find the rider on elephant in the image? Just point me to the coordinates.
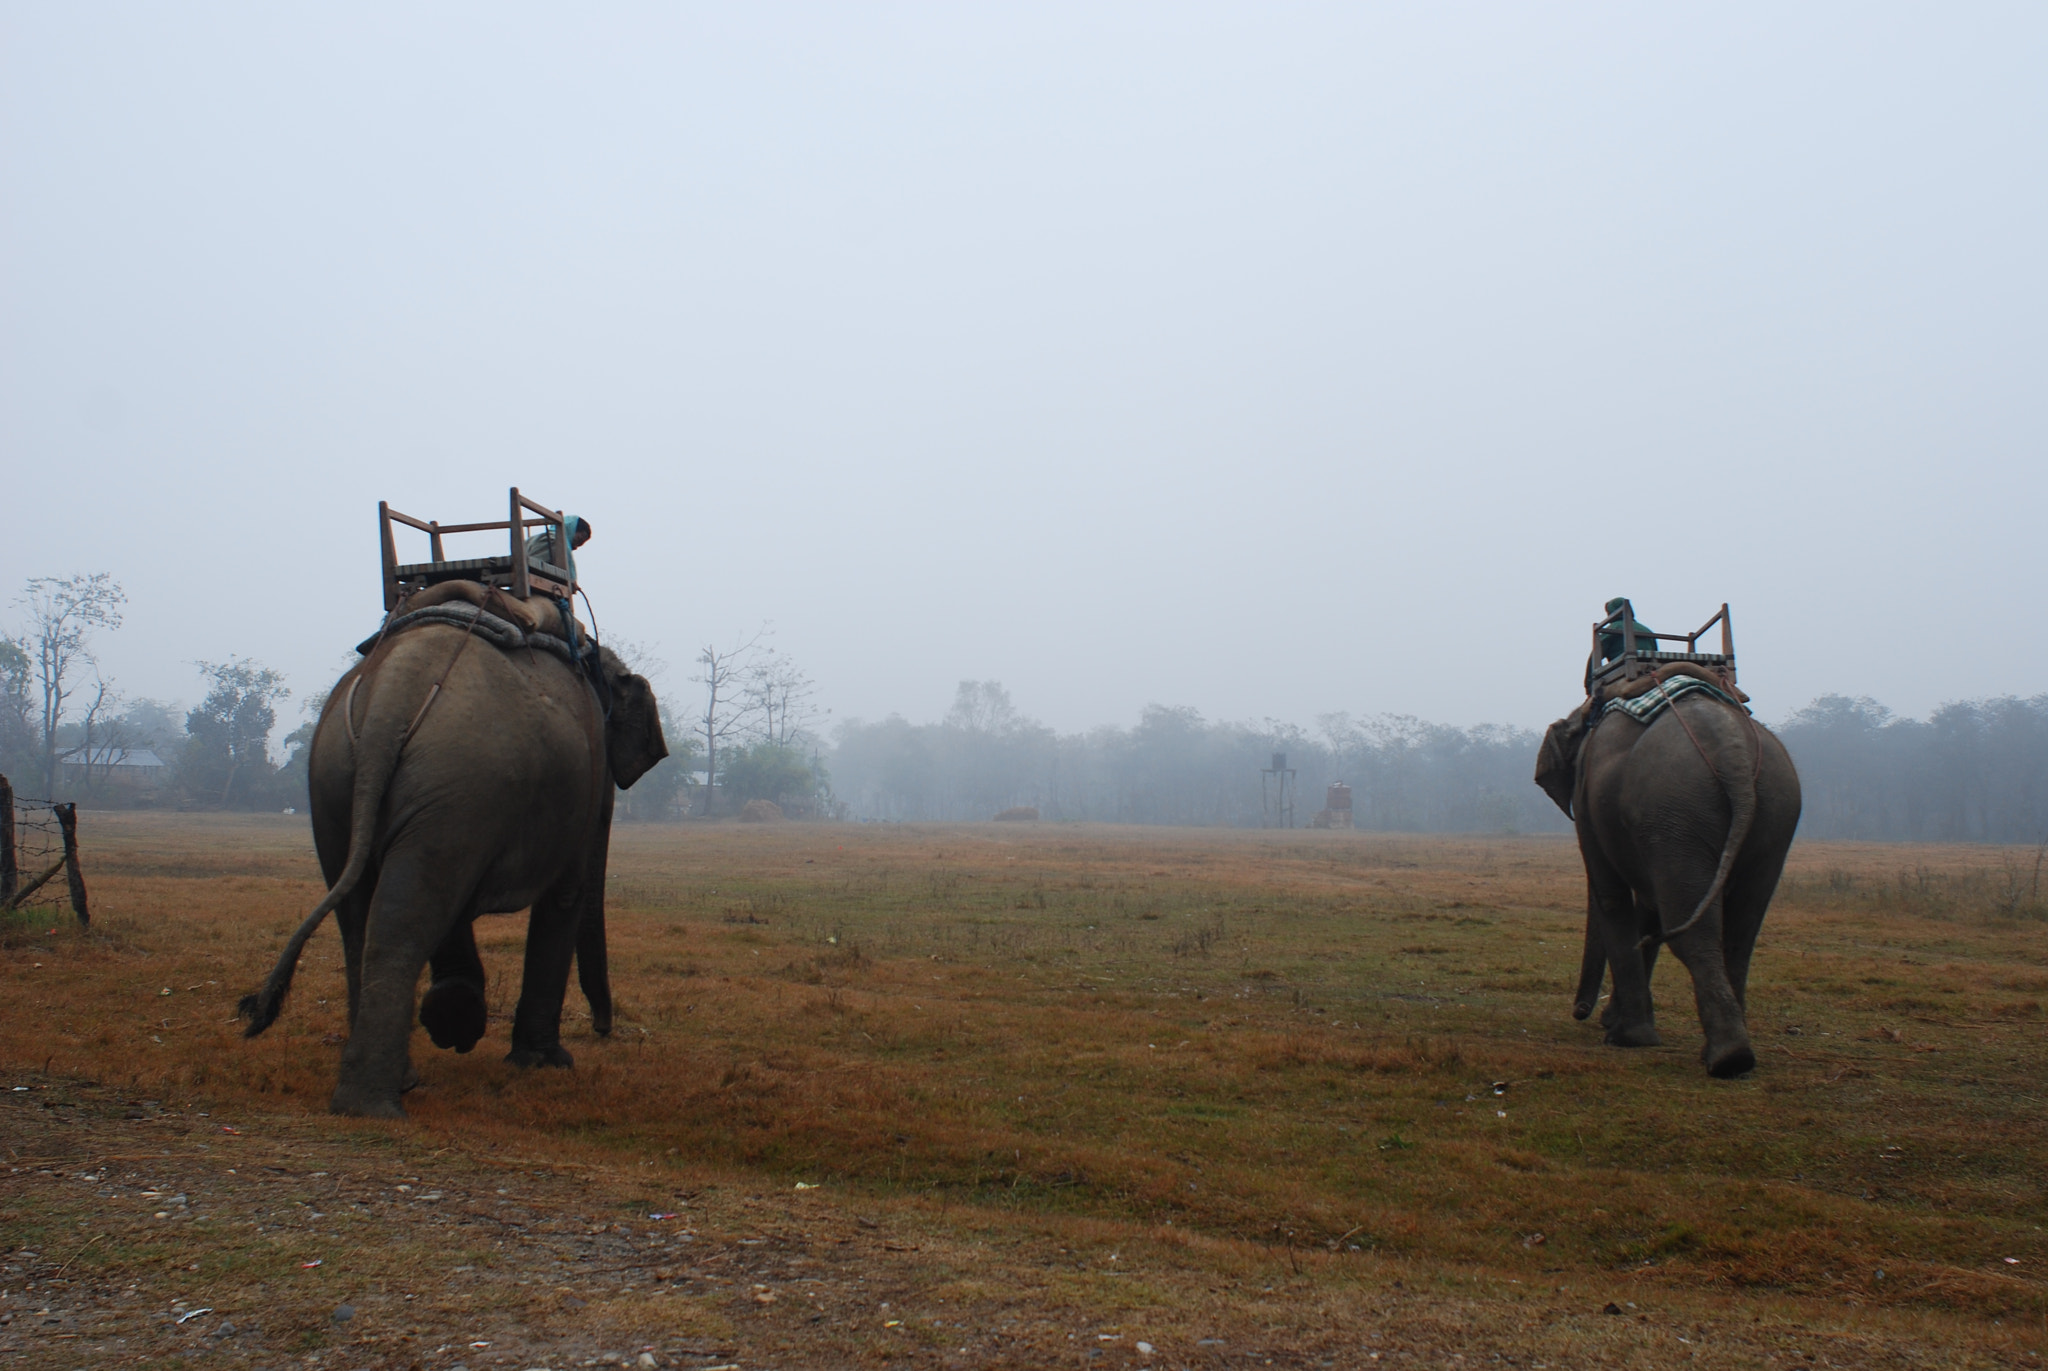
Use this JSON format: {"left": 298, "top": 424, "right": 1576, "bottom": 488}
{"left": 526, "top": 515, "right": 592, "bottom": 582}
{"left": 1598, "top": 596, "right": 1660, "bottom": 664}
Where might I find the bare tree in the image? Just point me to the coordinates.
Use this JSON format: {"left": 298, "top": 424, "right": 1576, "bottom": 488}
{"left": 945, "top": 679, "right": 1018, "bottom": 735}
{"left": 691, "top": 630, "right": 765, "bottom": 816}
{"left": 16, "top": 574, "right": 126, "bottom": 795}
{"left": 69, "top": 676, "right": 135, "bottom": 797}
{"left": 745, "top": 648, "right": 826, "bottom": 748}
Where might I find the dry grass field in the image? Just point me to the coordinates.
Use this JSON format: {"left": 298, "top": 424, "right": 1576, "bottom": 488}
{"left": 3, "top": 813, "right": 2045, "bottom": 1369}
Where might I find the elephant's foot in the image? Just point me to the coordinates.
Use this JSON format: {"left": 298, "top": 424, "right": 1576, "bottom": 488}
{"left": 506, "top": 1043, "right": 575, "bottom": 1070}
{"left": 1704, "top": 1038, "right": 1756, "bottom": 1078}
{"left": 1604, "top": 1021, "right": 1662, "bottom": 1048}
{"left": 329, "top": 1084, "right": 407, "bottom": 1119}
{"left": 420, "top": 978, "right": 488, "bottom": 1053}
{"left": 1571, "top": 998, "right": 1595, "bottom": 1021}
{"left": 591, "top": 1010, "right": 613, "bottom": 1038}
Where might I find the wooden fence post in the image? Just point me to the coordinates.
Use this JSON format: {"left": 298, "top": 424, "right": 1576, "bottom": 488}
{"left": 54, "top": 802, "right": 88, "bottom": 927}
{"left": 0, "top": 773, "right": 16, "bottom": 905}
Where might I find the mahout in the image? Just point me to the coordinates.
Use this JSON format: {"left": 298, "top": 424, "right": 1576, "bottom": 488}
{"left": 239, "top": 582, "right": 666, "bottom": 1117}
{"left": 1535, "top": 680, "right": 1801, "bottom": 1077}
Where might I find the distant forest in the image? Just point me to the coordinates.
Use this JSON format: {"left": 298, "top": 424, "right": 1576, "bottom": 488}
{"left": 8, "top": 573, "right": 2046, "bottom": 842}
{"left": 830, "top": 682, "right": 1561, "bottom": 833}
{"left": 828, "top": 684, "right": 2048, "bottom": 843}
{"left": 1772, "top": 694, "right": 2048, "bottom": 843}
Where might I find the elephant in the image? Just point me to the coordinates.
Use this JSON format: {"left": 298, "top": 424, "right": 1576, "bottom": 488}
{"left": 239, "top": 584, "right": 666, "bottom": 1117}
{"left": 1534, "top": 680, "right": 1801, "bottom": 1077}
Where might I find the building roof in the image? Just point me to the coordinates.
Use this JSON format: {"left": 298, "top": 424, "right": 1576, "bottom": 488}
{"left": 60, "top": 746, "right": 168, "bottom": 770}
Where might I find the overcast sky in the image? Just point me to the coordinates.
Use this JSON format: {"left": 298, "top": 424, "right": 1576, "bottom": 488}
{"left": 4, "top": 4, "right": 2043, "bottom": 738}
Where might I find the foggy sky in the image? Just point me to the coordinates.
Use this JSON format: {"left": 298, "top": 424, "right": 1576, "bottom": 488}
{"left": 4, "top": 4, "right": 2044, "bottom": 738}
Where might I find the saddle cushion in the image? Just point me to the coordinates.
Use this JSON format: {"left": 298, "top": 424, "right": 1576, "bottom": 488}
{"left": 405, "top": 580, "right": 584, "bottom": 643}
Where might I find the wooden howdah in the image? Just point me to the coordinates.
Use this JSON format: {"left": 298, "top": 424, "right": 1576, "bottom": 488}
{"left": 378, "top": 487, "right": 577, "bottom": 612}
{"left": 1585, "top": 600, "right": 1737, "bottom": 697}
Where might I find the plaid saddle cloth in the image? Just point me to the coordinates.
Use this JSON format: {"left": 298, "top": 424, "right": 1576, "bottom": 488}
{"left": 1602, "top": 674, "right": 1742, "bottom": 725}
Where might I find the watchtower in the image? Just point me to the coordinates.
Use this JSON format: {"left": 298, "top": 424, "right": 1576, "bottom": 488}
{"left": 1261, "top": 751, "right": 1297, "bottom": 829}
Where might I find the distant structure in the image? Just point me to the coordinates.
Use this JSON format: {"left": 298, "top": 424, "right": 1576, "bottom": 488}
{"left": 58, "top": 747, "right": 169, "bottom": 797}
{"left": 1261, "top": 751, "right": 1297, "bottom": 829}
{"left": 1310, "top": 782, "right": 1353, "bottom": 830}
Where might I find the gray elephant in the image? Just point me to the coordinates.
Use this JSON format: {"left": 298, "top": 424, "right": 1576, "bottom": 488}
{"left": 239, "top": 583, "right": 666, "bottom": 1117}
{"left": 1534, "top": 678, "right": 1801, "bottom": 1077}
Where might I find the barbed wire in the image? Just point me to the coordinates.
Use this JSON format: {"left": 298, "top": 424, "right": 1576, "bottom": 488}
{"left": 2, "top": 773, "right": 91, "bottom": 924}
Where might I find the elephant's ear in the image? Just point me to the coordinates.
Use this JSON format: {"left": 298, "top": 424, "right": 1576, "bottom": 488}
{"left": 1533, "top": 705, "right": 1588, "bottom": 818}
{"left": 605, "top": 666, "right": 669, "bottom": 789}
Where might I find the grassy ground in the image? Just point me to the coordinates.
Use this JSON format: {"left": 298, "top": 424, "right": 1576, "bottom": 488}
{"left": 2, "top": 813, "right": 2045, "bottom": 1368}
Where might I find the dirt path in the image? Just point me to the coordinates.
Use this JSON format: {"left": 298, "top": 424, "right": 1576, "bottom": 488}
{"left": 4, "top": 1078, "right": 2018, "bottom": 1370}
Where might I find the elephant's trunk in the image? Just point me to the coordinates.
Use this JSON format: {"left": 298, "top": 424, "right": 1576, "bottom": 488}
{"left": 1572, "top": 915, "right": 1605, "bottom": 1020}
{"left": 1643, "top": 703, "right": 1760, "bottom": 949}
{"left": 239, "top": 669, "right": 411, "bottom": 1037}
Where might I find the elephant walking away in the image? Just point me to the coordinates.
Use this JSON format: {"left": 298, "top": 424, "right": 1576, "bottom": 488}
{"left": 1535, "top": 676, "right": 1801, "bottom": 1077}
{"left": 239, "top": 582, "right": 666, "bottom": 1117}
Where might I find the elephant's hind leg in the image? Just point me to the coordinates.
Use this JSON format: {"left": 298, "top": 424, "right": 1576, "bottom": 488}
{"left": 507, "top": 886, "right": 582, "bottom": 1070}
{"left": 332, "top": 851, "right": 470, "bottom": 1118}
{"left": 420, "top": 918, "right": 489, "bottom": 1054}
{"left": 1652, "top": 878, "right": 1755, "bottom": 1078}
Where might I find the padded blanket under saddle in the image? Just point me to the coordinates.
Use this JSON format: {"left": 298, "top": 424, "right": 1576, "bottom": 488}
{"left": 1602, "top": 675, "right": 1743, "bottom": 725}
{"left": 354, "top": 580, "right": 590, "bottom": 663}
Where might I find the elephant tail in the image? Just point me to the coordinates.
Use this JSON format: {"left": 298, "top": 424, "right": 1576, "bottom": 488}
{"left": 238, "top": 680, "right": 408, "bottom": 1037}
{"left": 1645, "top": 702, "right": 1760, "bottom": 949}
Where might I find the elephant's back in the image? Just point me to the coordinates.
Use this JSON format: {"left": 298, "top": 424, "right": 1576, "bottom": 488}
{"left": 372, "top": 626, "right": 605, "bottom": 814}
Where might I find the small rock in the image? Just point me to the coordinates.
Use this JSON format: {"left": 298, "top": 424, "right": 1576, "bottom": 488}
{"left": 1602, "top": 1302, "right": 1623, "bottom": 1316}
{"left": 638, "top": 1355, "right": 658, "bottom": 1369}
{"left": 332, "top": 1304, "right": 355, "bottom": 1323}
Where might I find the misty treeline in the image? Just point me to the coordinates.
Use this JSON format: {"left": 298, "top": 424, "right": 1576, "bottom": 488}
{"left": 829, "top": 685, "right": 2048, "bottom": 842}
{"left": 12, "top": 574, "right": 2048, "bottom": 842}
{"left": 828, "top": 681, "right": 1565, "bottom": 833}
{"left": 1774, "top": 695, "right": 2048, "bottom": 843}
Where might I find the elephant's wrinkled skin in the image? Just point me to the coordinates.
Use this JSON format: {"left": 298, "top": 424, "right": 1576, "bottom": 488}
{"left": 240, "top": 618, "right": 665, "bottom": 1117}
{"left": 1534, "top": 692, "right": 1801, "bottom": 1077}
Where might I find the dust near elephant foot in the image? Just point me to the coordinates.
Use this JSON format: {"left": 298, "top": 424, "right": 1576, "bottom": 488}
{"left": 420, "top": 979, "right": 488, "bottom": 1053}
{"left": 506, "top": 1044, "right": 575, "bottom": 1070}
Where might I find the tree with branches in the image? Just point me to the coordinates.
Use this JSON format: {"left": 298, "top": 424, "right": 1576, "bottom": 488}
{"left": 14, "top": 574, "right": 126, "bottom": 795}
{"left": 691, "top": 630, "right": 766, "bottom": 817}
{"left": 744, "top": 647, "right": 826, "bottom": 749}
{"left": 182, "top": 658, "right": 291, "bottom": 807}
